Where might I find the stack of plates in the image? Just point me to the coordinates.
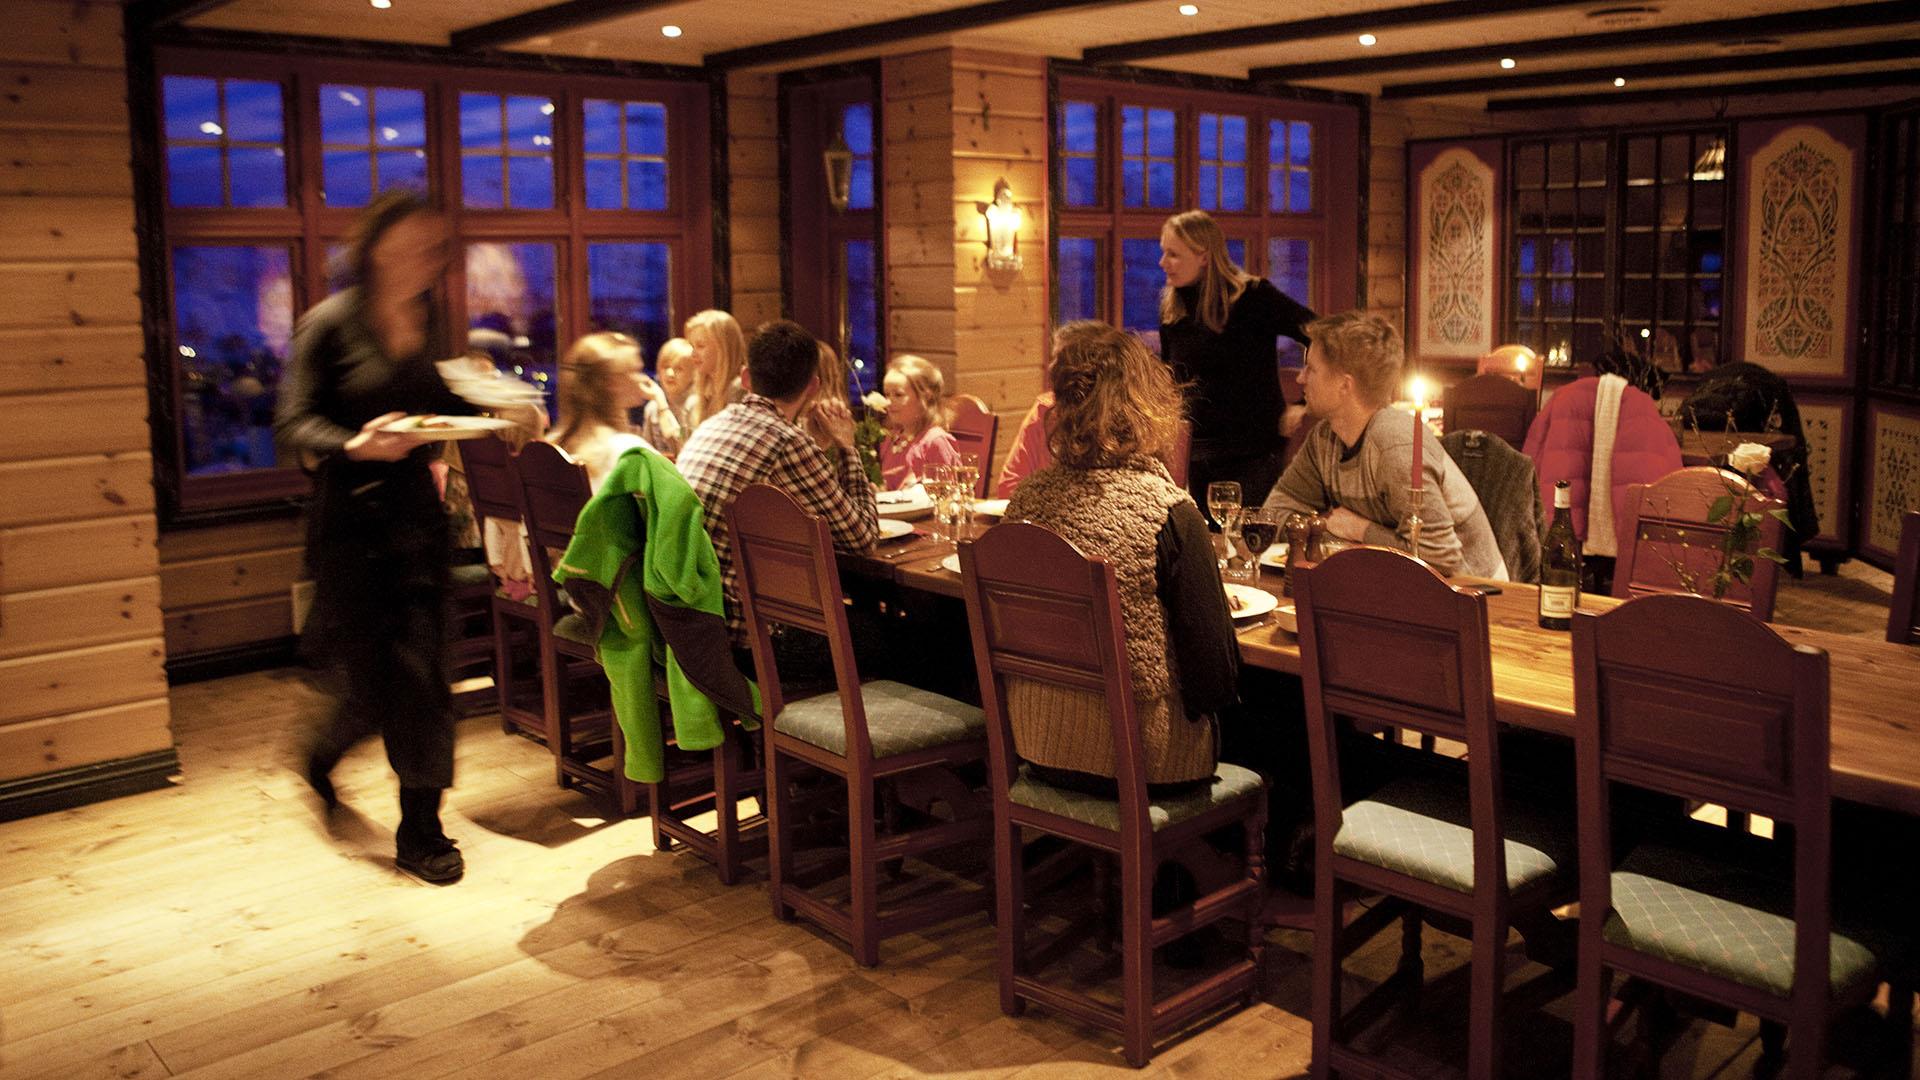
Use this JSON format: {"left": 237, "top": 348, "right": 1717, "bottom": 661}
{"left": 876, "top": 484, "right": 935, "bottom": 520}
{"left": 436, "top": 358, "right": 545, "bottom": 411}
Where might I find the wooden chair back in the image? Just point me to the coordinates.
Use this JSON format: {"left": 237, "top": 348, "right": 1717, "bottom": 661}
{"left": 1165, "top": 418, "right": 1192, "bottom": 490}
{"left": 1888, "top": 510, "right": 1920, "bottom": 645}
{"left": 727, "top": 484, "right": 871, "bottom": 759}
{"left": 958, "top": 522, "right": 1151, "bottom": 833}
{"left": 1572, "top": 595, "right": 1832, "bottom": 1027}
{"left": 1293, "top": 547, "right": 1508, "bottom": 894}
{"left": 948, "top": 394, "right": 998, "bottom": 496}
{"left": 1476, "top": 345, "right": 1544, "bottom": 391}
{"left": 512, "top": 441, "right": 592, "bottom": 622}
{"left": 457, "top": 435, "right": 521, "bottom": 531}
{"left": 1613, "top": 466, "right": 1785, "bottom": 622}
{"left": 1444, "top": 372, "right": 1537, "bottom": 448}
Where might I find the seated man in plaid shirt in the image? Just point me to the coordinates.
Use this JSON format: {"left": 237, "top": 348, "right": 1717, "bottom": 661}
{"left": 677, "top": 319, "right": 880, "bottom": 672}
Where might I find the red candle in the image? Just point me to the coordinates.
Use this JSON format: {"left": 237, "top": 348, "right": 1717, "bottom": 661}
{"left": 1409, "top": 377, "right": 1427, "bottom": 493}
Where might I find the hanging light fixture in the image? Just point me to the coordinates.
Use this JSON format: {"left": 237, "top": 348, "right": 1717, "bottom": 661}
{"left": 980, "top": 178, "right": 1023, "bottom": 272}
{"left": 822, "top": 130, "right": 853, "bottom": 212}
{"left": 1692, "top": 138, "right": 1726, "bottom": 181}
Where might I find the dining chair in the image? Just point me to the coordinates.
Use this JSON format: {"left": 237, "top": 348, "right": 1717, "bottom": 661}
{"left": 513, "top": 440, "right": 639, "bottom": 815}
{"left": 729, "top": 483, "right": 992, "bottom": 966}
{"left": 1165, "top": 419, "right": 1192, "bottom": 490}
{"left": 949, "top": 394, "right": 998, "bottom": 497}
{"left": 458, "top": 437, "right": 548, "bottom": 741}
{"left": 1294, "top": 546, "right": 1577, "bottom": 1080}
{"left": 1444, "top": 372, "right": 1538, "bottom": 449}
{"left": 1887, "top": 510, "right": 1920, "bottom": 645}
{"left": 1613, "top": 466, "right": 1786, "bottom": 622}
{"left": 1572, "top": 594, "right": 1896, "bottom": 1079}
{"left": 959, "top": 522, "right": 1267, "bottom": 1068}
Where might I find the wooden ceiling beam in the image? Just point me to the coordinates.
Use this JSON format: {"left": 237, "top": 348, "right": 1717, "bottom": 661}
{"left": 703, "top": 0, "right": 1123, "bottom": 70}
{"left": 1251, "top": 2, "right": 1918, "bottom": 83}
{"left": 1081, "top": 0, "right": 1592, "bottom": 66}
{"left": 127, "top": 0, "right": 238, "bottom": 31}
{"left": 1383, "top": 37, "right": 1920, "bottom": 99}
{"left": 450, "top": 0, "right": 678, "bottom": 52}
{"left": 1484, "top": 66, "right": 1920, "bottom": 112}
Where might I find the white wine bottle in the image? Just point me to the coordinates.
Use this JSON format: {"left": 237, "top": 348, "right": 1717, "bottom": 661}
{"left": 1539, "top": 480, "right": 1580, "bottom": 630}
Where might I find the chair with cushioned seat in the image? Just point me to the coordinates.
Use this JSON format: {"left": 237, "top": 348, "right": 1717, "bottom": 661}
{"left": 457, "top": 437, "right": 548, "bottom": 741}
{"left": 1572, "top": 594, "right": 1900, "bottom": 1079}
{"left": 1294, "top": 546, "right": 1576, "bottom": 1080}
{"left": 959, "top": 521, "right": 1268, "bottom": 1068}
{"left": 729, "top": 483, "right": 991, "bottom": 966}
{"left": 513, "top": 441, "right": 638, "bottom": 814}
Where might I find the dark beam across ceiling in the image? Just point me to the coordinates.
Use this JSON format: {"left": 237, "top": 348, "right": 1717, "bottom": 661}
{"left": 703, "top": 0, "right": 1122, "bottom": 70}
{"left": 1383, "top": 37, "right": 1920, "bottom": 99}
{"left": 1081, "top": 0, "right": 1592, "bottom": 66}
{"left": 1484, "top": 66, "right": 1920, "bottom": 112}
{"left": 451, "top": 0, "right": 679, "bottom": 51}
{"left": 127, "top": 0, "right": 238, "bottom": 30}
{"left": 1250, "top": 2, "right": 1917, "bottom": 83}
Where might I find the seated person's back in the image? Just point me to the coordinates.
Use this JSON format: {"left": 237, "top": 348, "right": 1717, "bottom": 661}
{"left": 1263, "top": 310, "right": 1507, "bottom": 580}
{"left": 1004, "top": 322, "right": 1238, "bottom": 790}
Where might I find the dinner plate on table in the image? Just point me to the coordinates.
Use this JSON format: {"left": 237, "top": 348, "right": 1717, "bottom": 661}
{"left": 381, "top": 415, "right": 517, "bottom": 440}
{"left": 1257, "top": 544, "right": 1291, "bottom": 569}
{"left": 938, "top": 552, "right": 962, "bottom": 574}
{"left": 972, "top": 498, "right": 1009, "bottom": 518}
{"left": 1222, "top": 583, "right": 1279, "bottom": 621}
{"left": 876, "top": 485, "right": 935, "bottom": 520}
{"left": 877, "top": 519, "right": 916, "bottom": 541}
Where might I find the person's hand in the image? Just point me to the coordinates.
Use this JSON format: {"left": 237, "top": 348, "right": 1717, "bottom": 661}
{"left": 811, "top": 396, "right": 856, "bottom": 451}
{"left": 634, "top": 371, "right": 669, "bottom": 406}
{"left": 1324, "top": 506, "right": 1371, "bottom": 543}
{"left": 344, "top": 411, "right": 425, "bottom": 462}
{"left": 1281, "top": 404, "right": 1309, "bottom": 439}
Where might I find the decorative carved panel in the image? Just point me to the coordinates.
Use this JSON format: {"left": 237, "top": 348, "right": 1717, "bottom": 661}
{"left": 1866, "top": 405, "right": 1920, "bottom": 560}
{"left": 1414, "top": 145, "right": 1497, "bottom": 360}
{"left": 1795, "top": 399, "right": 1847, "bottom": 546}
{"left": 1742, "top": 124, "right": 1855, "bottom": 378}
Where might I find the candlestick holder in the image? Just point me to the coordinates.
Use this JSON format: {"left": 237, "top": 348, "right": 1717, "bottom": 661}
{"left": 1403, "top": 485, "right": 1426, "bottom": 563}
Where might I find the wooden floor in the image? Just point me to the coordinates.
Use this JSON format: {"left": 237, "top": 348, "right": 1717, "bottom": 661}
{"left": 1, "top": 562, "right": 1911, "bottom": 1080}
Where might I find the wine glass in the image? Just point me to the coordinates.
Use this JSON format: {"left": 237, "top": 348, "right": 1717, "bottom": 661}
{"left": 926, "top": 465, "right": 955, "bottom": 546}
{"left": 1206, "top": 480, "right": 1242, "bottom": 570}
{"left": 1239, "top": 506, "right": 1280, "bottom": 587}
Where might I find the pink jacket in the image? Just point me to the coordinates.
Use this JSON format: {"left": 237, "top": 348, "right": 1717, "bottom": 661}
{"left": 1522, "top": 376, "right": 1682, "bottom": 547}
{"left": 994, "top": 393, "right": 1054, "bottom": 499}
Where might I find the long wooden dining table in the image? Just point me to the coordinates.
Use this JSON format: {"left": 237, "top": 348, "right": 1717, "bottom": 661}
{"left": 844, "top": 525, "right": 1920, "bottom": 817}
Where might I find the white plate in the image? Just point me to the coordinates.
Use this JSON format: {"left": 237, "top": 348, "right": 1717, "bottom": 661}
{"left": 939, "top": 553, "right": 961, "bottom": 574}
{"left": 1257, "top": 543, "right": 1291, "bottom": 568}
{"left": 435, "top": 360, "right": 545, "bottom": 408}
{"left": 973, "top": 498, "right": 1009, "bottom": 517}
{"left": 877, "top": 519, "right": 915, "bottom": 541}
{"left": 1222, "top": 583, "right": 1279, "bottom": 620}
{"left": 876, "top": 485, "right": 934, "bottom": 520}
{"left": 382, "top": 415, "right": 517, "bottom": 440}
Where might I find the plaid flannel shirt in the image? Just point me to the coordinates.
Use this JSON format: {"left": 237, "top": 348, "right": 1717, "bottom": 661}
{"left": 677, "top": 394, "right": 879, "bottom": 643}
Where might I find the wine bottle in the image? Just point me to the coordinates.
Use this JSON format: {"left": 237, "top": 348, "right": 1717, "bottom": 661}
{"left": 1539, "top": 480, "right": 1580, "bottom": 630}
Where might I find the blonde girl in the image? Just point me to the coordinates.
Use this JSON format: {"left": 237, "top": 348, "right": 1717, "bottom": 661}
{"left": 683, "top": 309, "right": 747, "bottom": 432}
{"left": 548, "top": 332, "right": 660, "bottom": 489}
{"left": 878, "top": 354, "right": 961, "bottom": 489}
{"left": 640, "top": 336, "right": 693, "bottom": 457}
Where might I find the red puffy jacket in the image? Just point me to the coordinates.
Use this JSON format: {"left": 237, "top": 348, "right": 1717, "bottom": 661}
{"left": 1522, "top": 376, "right": 1683, "bottom": 548}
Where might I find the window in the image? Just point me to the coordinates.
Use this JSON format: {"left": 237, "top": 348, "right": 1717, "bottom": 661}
{"left": 1051, "top": 74, "right": 1361, "bottom": 334}
{"left": 147, "top": 47, "right": 711, "bottom": 519}
{"left": 843, "top": 102, "right": 875, "bottom": 212}
{"left": 783, "top": 71, "right": 882, "bottom": 397}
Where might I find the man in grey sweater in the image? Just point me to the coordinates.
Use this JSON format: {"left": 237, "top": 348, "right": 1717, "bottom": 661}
{"left": 1262, "top": 311, "right": 1508, "bottom": 580}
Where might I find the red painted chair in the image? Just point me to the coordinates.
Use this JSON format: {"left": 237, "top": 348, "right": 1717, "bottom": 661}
{"left": 959, "top": 521, "right": 1267, "bottom": 1068}
{"left": 1294, "top": 546, "right": 1576, "bottom": 1079}
{"left": 457, "top": 437, "right": 547, "bottom": 741}
{"left": 1613, "top": 466, "right": 1786, "bottom": 622}
{"left": 1445, "top": 371, "right": 1538, "bottom": 449}
{"left": 730, "top": 483, "right": 991, "bottom": 965}
{"left": 948, "top": 394, "right": 998, "bottom": 497}
{"left": 1887, "top": 510, "right": 1920, "bottom": 645}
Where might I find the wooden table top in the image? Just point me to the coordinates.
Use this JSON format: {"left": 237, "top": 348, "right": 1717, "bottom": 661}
{"left": 844, "top": 528, "right": 1920, "bottom": 816}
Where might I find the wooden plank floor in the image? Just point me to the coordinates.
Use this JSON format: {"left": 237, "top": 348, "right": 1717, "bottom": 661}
{"left": 1, "top": 666, "right": 1912, "bottom": 1079}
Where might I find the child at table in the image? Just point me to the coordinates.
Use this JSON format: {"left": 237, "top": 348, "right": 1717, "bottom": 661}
{"left": 877, "top": 354, "right": 961, "bottom": 489}
{"left": 639, "top": 336, "right": 693, "bottom": 459}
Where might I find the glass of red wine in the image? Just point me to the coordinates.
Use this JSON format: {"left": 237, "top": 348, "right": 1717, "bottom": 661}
{"left": 1238, "top": 506, "right": 1281, "bottom": 588}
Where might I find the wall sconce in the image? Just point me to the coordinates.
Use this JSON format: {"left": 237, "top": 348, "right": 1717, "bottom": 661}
{"left": 822, "top": 131, "right": 853, "bottom": 212}
{"left": 980, "top": 178, "right": 1023, "bottom": 272}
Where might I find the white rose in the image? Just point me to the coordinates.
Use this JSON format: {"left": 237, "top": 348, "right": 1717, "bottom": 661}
{"left": 1728, "top": 442, "right": 1771, "bottom": 476}
{"left": 861, "top": 391, "right": 889, "bottom": 414}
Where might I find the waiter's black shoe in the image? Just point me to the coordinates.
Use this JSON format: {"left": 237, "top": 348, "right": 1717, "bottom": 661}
{"left": 395, "top": 835, "right": 464, "bottom": 884}
{"left": 301, "top": 749, "right": 340, "bottom": 811}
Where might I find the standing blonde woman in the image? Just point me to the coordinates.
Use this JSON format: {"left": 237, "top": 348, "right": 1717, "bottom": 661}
{"left": 683, "top": 309, "right": 747, "bottom": 434}
{"left": 547, "top": 332, "right": 664, "bottom": 490}
{"left": 878, "top": 353, "right": 961, "bottom": 489}
{"left": 640, "top": 336, "right": 693, "bottom": 458}
{"left": 1157, "top": 208, "right": 1314, "bottom": 511}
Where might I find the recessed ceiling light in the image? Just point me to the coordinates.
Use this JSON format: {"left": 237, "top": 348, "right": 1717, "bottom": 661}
{"left": 1614, "top": 77, "right": 1627, "bottom": 87}
{"left": 1178, "top": 4, "right": 1199, "bottom": 15}
{"left": 1500, "top": 57, "right": 1516, "bottom": 69}
{"left": 1357, "top": 33, "right": 1377, "bottom": 46}
{"left": 661, "top": 24, "right": 683, "bottom": 37}
{"left": 369, "top": 0, "right": 391, "bottom": 8}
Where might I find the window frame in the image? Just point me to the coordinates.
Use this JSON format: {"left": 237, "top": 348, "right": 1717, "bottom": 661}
{"left": 140, "top": 45, "right": 712, "bottom": 524}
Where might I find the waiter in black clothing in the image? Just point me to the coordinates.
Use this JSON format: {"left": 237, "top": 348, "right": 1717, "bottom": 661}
{"left": 1155, "top": 209, "right": 1315, "bottom": 512}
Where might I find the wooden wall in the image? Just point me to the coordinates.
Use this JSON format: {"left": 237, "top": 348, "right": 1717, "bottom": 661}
{"left": 727, "top": 71, "right": 782, "bottom": 330}
{"left": 882, "top": 51, "right": 959, "bottom": 379}
{"left": 158, "top": 517, "right": 303, "bottom": 660}
{"left": 0, "top": 0, "right": 174, "bottom": 791}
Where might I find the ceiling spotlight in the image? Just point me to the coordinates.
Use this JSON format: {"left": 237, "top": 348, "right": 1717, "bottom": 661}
{"left": 1178, "top": 3, "right": 1199, "bottom": 14}
{"left": 1500, "top": 57, "right": 1516, "bottom": 69}
{"left": 1358, "top": 33, "right": 1377, "bottom": 46}
{"left": 369, "top": 0, "right": 391, "bottom": 8}
{"left": 1614, "top": 77, "right": 1627, "bottom": 87}
{"left": 661, "top": 24, "right": 683, "bottom": 37}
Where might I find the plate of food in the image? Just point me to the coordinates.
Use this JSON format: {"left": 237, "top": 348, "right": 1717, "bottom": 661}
{"left": 1258, "top": 543, "right": 1291, "bottom": 569}
{"left": 938, "top": 552, "right": 962, "bottom": 574}
{"left": 876, "top": 485, "right": 934, "bottom": 520}
{"left": 972, "top": 498, "right": 1010, "bottom": 518}
{"left": 877, "top": 519, "right": 916, "bottom": 541}
{"left": 435, "top": 359, "right": 545, "bottom": 409}
{"left": 381, "top": 414, "right": 518, "bottom": 440}
{"left": 1222, "top": 583, "right": 1279, "bottom": 621}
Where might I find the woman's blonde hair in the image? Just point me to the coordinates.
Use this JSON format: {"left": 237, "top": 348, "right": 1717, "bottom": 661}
{"left": 551, "top": 332, "right": 641, "bottom": 450}
{"left": 801, "top": 339, "right": 851, "bottom": 446}
{"left": 1047, "top": 322, "right": 1182, "bottom": 468}
{"left": 1158, "top": 209, "right": 1254, "bottom": 334}
{"left": 885, "top": 354, "right": 951, "bottom": 435}
{"left": 683, "top": 309, "right": 746, "bottom": 428}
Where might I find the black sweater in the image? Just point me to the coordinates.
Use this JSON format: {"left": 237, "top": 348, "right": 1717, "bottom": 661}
{"left": 1159, "top": 279, "right": 1315, "bottom": 458}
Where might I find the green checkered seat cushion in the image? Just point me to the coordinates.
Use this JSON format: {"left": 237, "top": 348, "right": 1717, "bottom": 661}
{"left": 774, "top": 680, "right": 985, "bottom": 759}
{"left": 1601, "top": 843, "right": 1881, "bottom": 999}
{"left": 1008, "top": 762, "right": 1263, "bottom": 833}
{"left": 1332, "top": 775, "right": 1575, "bottom": 895}
{"left": 553, "top": 613, "right": 598, "bottom": 647}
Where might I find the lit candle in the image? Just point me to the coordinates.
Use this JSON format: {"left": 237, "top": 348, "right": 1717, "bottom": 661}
{"left": 1408, "top": 375, "right": 1427, "bottom": 493}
